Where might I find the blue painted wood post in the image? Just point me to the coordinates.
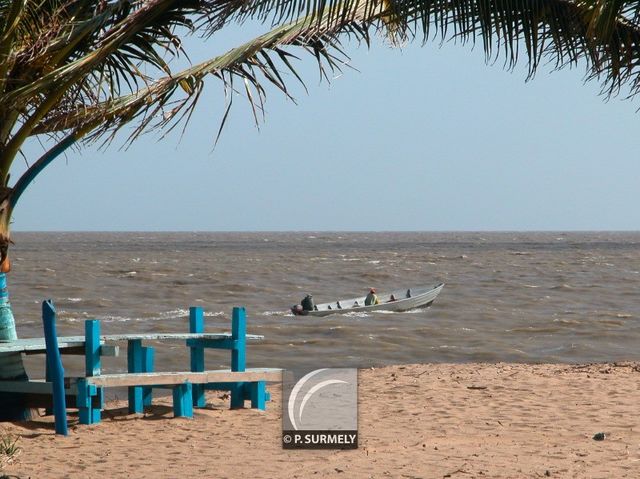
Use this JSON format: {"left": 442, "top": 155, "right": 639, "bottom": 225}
{"left": 81, "top": 320, "right": 101, "bottom": 424}
{"left": 172, "top": 383, "right": 193, "bottom": 418}
{"left": 42, "top": 300, "right": 68, "bottom": 436}
{"left": 142, "top": 347, "right": 154, "bottom": 407}
{"left": 127, "top": 339, "right": 143, "bottom": 413}
{"left": 189, "top": 307, "right": 205, "bottom": 407}
{"left": 85, "top": 320, "right": 101, "bottom": 376}
{"left": 77, "top": 379, "right": 99, "bottom": 425}
{"left": 230, "top": 307, "right": 246, "bottom": 409}
{"left": 249, "top": 381, "right": 266, "bottom": 410}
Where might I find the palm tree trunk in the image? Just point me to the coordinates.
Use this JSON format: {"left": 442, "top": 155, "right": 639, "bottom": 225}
{"left": 0, "top": 273, "right": 31, "bottom": 420}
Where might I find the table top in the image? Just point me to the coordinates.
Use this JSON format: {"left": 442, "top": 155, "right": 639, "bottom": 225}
{"left": 0, "top": 333, "right": 264, "bottom": 353}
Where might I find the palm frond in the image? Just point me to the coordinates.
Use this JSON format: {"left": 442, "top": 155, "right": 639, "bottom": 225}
{"left": 4, "top": 0, "right": 640, "bottom": 200}
{"left": 33, "top": 1, "right": 378, "bottom": 142}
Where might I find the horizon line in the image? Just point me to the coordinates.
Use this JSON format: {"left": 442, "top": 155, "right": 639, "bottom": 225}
{"left": 10, "top": 229, "right": 640, "bottom": 234}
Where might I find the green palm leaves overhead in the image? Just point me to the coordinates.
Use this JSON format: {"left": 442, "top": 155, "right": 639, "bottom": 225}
{"left": 1, "top": 0, "right": 640, "bottom": 219}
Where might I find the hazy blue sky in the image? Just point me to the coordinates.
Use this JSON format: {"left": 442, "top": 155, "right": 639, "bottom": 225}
{"left": 11, "top": 26, "right": 640, "bottom": 231}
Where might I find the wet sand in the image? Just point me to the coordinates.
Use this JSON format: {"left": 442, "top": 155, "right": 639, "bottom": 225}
{"left": 2, "top": 362, "right": 640, "bottom": 478}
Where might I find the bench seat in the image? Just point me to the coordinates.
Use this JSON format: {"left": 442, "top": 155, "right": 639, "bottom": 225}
{"left": 83, "top": 368, "right": 282, "bottom": 387}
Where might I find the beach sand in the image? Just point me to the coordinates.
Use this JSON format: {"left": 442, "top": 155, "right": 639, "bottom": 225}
{"left": 1, "top": 362, "right": 639, "bottom": 478}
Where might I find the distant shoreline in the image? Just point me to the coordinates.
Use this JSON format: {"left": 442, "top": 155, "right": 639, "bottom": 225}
{"left": 10, "top": 229, "right": 640, "bottom": 233}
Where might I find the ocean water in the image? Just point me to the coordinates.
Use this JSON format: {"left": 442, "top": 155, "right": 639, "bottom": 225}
{"left": 7, "top": 231, "right": 640, "bottom": 375}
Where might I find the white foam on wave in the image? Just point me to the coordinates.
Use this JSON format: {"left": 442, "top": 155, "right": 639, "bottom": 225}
{"left": 66, "top": 297, "right": 82, "bottom": 302}
{"left": 261, "top": 310, "right": 287, "bottom": 316}
{"left": 553, "top": 318, "right": 581, "bottom": 325}
{"left": 343, "top": 312, "right": 370, "bottom": 318}
{"left": 93, "top": 314, "right": 131, "bottom": 322}
{"left": 367, "top": 260, "right": 381, "bottom": 265}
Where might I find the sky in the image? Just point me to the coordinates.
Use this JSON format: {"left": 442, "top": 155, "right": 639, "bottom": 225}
{"left": 11, "top": 23, "right": 640, "bottom": 231}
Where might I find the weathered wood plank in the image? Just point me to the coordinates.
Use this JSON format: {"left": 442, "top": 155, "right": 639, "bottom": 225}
{"left": 99, "top": 333, "right": 263, "bottom": 341}
{"left": 0, "top": 336, "right": 88, "bottom": 353}
{"left": 0, "top": 332, "right": 262, "bottom": 354}
{"left": 0, "top": 380, "right": 54, "bottom": 394}
{"left": 86, "top": 368, "right": 282, "bottom": 387}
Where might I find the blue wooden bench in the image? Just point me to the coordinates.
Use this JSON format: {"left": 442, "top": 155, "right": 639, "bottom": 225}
{"left": 0, "top": 301, "right": 281, "bottom": 435}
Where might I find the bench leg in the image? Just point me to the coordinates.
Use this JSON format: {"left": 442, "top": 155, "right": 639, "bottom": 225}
{"left": 173, "top": 383, "right": 193, "bottom": 418}
{"left": 77, "top": 379, "right": 101, "bottom": 425}
{"left": 127, "top": 340, "right": 143, "bottom": 414}
{"left": 142, "top": 347, "right": 154, "bottom": 407}
{"left": 230, "top": 382, "right": 245, "bottom": 409}
{"left": 189, "top": 307, "right": 206, "bottom": 408}
{"left": 249, "top": 381, "right": 266, "bottom": 410}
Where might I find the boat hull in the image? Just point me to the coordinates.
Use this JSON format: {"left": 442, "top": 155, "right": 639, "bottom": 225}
{"left": 293, "top": 283, "right": 444, "bottom": 317}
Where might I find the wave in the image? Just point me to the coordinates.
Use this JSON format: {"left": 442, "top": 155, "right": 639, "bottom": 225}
{"left": 261, "top": 310, "right": 288, "bottom": 316}
{"left": 342, "top": 312, "right": 370, "bottom": 318}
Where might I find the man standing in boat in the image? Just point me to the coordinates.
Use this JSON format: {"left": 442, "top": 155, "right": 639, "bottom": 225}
{"left": 365, "top": 288, "right": 380, "bottom": 306}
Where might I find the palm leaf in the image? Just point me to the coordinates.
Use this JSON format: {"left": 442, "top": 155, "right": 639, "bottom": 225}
{"left": 33, "top": 1, "right": 378, "bottom": 142}
{"left": 5, "top": 0, "right": 640, "bottom": 203}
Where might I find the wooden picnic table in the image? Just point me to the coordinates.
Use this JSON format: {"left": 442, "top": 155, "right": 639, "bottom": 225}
{"left": 0, "top": 305, "right": 278, "bottom": 435}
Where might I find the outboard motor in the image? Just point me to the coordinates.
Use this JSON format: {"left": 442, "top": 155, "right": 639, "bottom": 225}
{"left": 291, "top": 304, "right": 306, "bottom": 316}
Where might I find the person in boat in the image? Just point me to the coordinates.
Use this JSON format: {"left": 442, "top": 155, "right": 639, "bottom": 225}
{"left": 365, "top": 288, "right": 380, "bottom": 306}
{"left": 301, "top": 294, "right": 315, "bottom": 312}
{"left": 387, "top": 294, "right": 397, "bottom": 302}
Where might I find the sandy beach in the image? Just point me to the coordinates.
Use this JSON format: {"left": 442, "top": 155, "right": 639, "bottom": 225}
{"left": 1, "top": 362, "right": 639, "bottom": 478}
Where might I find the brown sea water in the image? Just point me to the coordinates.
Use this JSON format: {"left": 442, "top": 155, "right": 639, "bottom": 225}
{"left": 8, "top": 232, "right": 640, "bottom": 376}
